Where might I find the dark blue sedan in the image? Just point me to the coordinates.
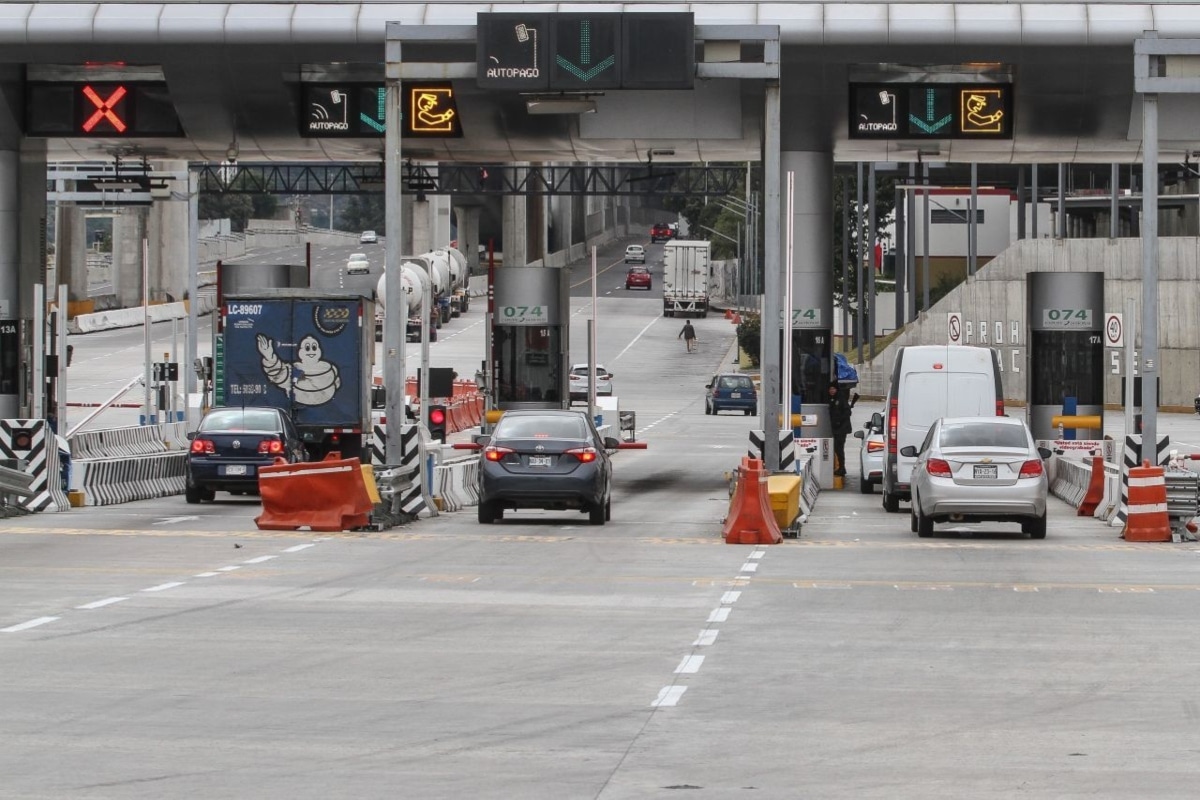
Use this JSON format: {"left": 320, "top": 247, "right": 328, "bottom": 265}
{"left": 705, "top": 373, "right": 758, "bottom": 416}
{"left": 185, "top": 407, "right": 307, "bottom": 503}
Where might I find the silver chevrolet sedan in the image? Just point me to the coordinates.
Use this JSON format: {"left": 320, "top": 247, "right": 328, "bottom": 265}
{"left": 901, "top": 416, "right": 1051, "bottom": 539}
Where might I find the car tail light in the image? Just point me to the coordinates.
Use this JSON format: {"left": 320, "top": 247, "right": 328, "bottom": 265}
{"left": 866, "top": 440, "right": 885, "bottom": 453}
{"left": 190, "top": 438, "right": 215, "bottom": 455}
{"left": 1018, "top": 459, "right": 1044, "bottom": 478}
{"left": 484, "top": 445, "right": 514, "bottom": 462}
{"left": 996, "top": 399, "right": 1006, "bottom": 417}
{"left": 258, "top": 439, "right": 284, "bottom": 455}
{"left": 888, "top": 398, "right": 898, "bottom": 454}
{"left": 926, "top": 458, "right": 953, "bottom": 477}
{"left": 566, "top": 447, "right": 598, "bottom": 463}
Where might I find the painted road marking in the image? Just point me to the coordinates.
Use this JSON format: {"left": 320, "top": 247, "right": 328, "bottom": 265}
{"left": 749, "top": 551, "right": 765, "bottom": 560}
{"left": 76, "top": 597, "right": 128, "bottom": 610}
{"left": 740, "top": 563, "right": 759, "bottom": 573}
{"left": 287, "top": 543, "right": 321, "bottom": 552}
{"left": 675, "top": 655, "right": 705, "bottom": 674}
{"left": 242, "top": 555, "right": 278, "bottom": 564}
{"left": 216, "top": 566, "right": 241, "bottom": 572}
{"left": 720, "top": 591, "right": 742, "bottom": 604}
{"left": 2, "top": 616, "right": 60, "bottom": 633}
{"left": 694, "top": 630, "right": 719, "bottom": 646}
{"left": 652, "top": 686, "right": 687, "bottom": 708}
{"left": 142, "top": 582, "right": 185, "bottom": 593}
{"left": 194, "top": 572, "right": 220, "bottom": 578}
{"left": 708, "top": 607, "right": 731, "bottom": 623}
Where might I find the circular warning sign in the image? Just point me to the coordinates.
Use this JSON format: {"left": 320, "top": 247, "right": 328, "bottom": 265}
{"left": 947, "top": 312, "right": 962, "bottom": 344}
{"left": 1104, "top": 312, "right": 1123, "bottom": 348}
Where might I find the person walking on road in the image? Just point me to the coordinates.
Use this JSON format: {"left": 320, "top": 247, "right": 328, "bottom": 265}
{"left": 828, "top": 380, "right": 859, "bottom": 477}
{"left": 679, "top": 320, "right": 697, "bottom": 353}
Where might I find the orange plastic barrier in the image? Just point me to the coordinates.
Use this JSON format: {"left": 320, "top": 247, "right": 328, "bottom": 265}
{"left": 1123, "top": 459, "right": 1171, "bottom": 542}
{"left": 722, "top": 457, "right": 783, "bottom": 545}
{"left": 1078, "top": 456, "right": 1105, "bottom": 516}
{"left": 255, "top": 453, "right": 374, "bottom": 532}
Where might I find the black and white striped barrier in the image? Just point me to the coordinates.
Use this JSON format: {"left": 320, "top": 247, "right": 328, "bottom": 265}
{"left": 70, "top": 422, "right": 190, "bottom": 460}
{"left": 1113, "top": 434, "right": 1170, "bottom": 528}
{"left": 0, "top": 419, "right": 70, "bottom": 513}
{"left": 433, "top": 455, "right": 480, "bottom": 512}
{"left": 72, "top": 453, "right": 187, "bottom": 506}
{"left": 369, "top": 423, "right": 427, "bottom": 523}
{"left": 748, "top": 429, "right": 796, "bottom": 472}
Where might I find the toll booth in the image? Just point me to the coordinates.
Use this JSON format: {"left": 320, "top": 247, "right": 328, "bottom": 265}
{"left": 788, "top": 327, "right": 833, "bottom": 438}
{"left": 491, "top": 267, "right": 570, "bottom": 410}
{"left": 1026, "top": 272, "right": 1105, "bottom": 440}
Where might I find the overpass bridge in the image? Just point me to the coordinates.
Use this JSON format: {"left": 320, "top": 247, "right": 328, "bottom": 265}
{"left": 2, "top": 1, "right": 1197, "bottom": 457}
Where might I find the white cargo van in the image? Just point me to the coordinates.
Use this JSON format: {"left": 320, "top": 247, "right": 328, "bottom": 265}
{"left": 881, "top": 345, "right": 1004, "bottom": 512}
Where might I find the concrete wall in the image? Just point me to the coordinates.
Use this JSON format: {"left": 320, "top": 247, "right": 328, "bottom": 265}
{"left": 854, "top": 237, "right": 1200, "bottom": 409}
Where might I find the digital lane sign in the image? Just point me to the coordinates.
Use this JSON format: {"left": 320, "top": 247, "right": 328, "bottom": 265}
{"left": 477, "top": 12, "right": 694, "bottom": 91}
{"left": 850, "top": 83, "right": 1013, "bottom": 140}
{"left": 26, "top": 82, "right": 183, "bottom": 137}
{"left": 300, "top": 83, "right": 461, "bottom": 138}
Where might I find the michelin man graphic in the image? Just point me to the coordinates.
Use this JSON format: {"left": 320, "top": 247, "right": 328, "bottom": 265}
{"left": 257, "top": 333, "right": 341, "bottom": 405}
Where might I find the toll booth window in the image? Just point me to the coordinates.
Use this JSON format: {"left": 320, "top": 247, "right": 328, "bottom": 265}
{"left": 791, "top": 331, "right": 831, "bottom": 403}
{"left": 1029, "top": 331, "right": 1103, "bottom": 406}
{"left": 494, "top": 325, "right": 563, "bottom": 404}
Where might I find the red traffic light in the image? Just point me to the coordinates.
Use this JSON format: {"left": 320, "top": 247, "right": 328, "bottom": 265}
{"left": 429, "top": 407, "right": 446, "bottom": 425}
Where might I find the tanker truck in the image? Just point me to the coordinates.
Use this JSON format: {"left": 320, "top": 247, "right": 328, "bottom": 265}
{"left": 374, "top": 259, "right": 438, "bottom": 343}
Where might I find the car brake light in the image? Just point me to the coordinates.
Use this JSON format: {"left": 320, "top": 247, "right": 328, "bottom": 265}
{"left": 566, "top": 447, "right": 598, "bottom": 463}
{"left": 1018, "top": 459, "right": 1044, "bottom": 477}
{"left": 888, "top": 398, "right": 898, "bottom": 455}
{"left": 190, "top": 438, "right": 215, "bottom": 455}
{"left": 258, "top": 439, "right": 284, "bottom": 455}
{"left": 996, "top": 399, "right": 1006, "bottom": 417}
{"left": 927, "top": 458, "right": 953, "bottom": 477}
{"left": 866, "top": 440, "right": 885, "bottom": 453}
{"left": 484, "top": 445, "right": 514, "bottom": 462}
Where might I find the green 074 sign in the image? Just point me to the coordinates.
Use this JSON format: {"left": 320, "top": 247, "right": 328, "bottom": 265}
{"left": 498, "top": 304, "right": 548, "bottom": 325}
{"left": 1041, "top": 308, "right": 1092, "bottom": 329}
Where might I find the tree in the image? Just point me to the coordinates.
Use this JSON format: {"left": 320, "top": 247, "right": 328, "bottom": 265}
{"left": 832, "top": 172, "right": 897, "bottom": 311}
{"left": 199, "top": 173, "right": 279, "bottom": 232}
{"left": 339, "top": 195, "right": 385, "bottom": 233}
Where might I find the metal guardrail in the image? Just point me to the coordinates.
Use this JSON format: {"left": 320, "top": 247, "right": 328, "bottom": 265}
{"left": 1164, "top": 469, "right": 1200, "bottom": 533}
{"left": 0, "top": 463, "right": 35, "bottom": 505}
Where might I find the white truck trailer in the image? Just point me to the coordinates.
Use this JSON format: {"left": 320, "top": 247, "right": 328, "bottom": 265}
{"left": 662, "top": 240, "right": 711, "bottom": 318}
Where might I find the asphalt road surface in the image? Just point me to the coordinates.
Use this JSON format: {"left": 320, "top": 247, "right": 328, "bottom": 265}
{"left": 13, "top": 236, "right": 1200, "bottom": 798}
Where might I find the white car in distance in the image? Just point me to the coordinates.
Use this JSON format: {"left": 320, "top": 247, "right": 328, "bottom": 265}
{"left": 346, "top": 252, "right": 370, "bottom": 275}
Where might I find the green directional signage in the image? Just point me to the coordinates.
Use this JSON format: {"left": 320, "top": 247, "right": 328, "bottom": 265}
{"left": 849, "top": 82, "right": 1013, "bottom": 140}
{"left": 477, "top": 12, "right": 693, "bottom": 91}
{"left": 550, "top": 15, "right": 621, "bottom": 89}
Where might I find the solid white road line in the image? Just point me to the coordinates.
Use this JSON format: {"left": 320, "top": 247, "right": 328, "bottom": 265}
{"left": 651, "top": 686, "right": 688, "bottom": 708}
{"left": 216, "top": 566, "right": 241, "bottom": 572}
{"left": 612, "top": 317, "right": 661, "bottom": 362}
{"left": 242, "top": 555, "right": 277, "bottom": 564}
{"left": 2, "top": 616, "right": 60, "bottom": 633}
{"left": 142, "top": 582, "right": 185, "bottom": 593}
{"left": 675, "top": 655, "right": 705, "bottom": 674}
{"left": 707, "top": 608, "right": 731, "bottom": 623}
{"left": 194, "top": 572, "right": 220, "bottom": 578}
{"left": 76, "top": 597, "right": 128, "bottom": 610}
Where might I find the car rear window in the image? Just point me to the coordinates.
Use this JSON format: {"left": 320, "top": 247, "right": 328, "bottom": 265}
{"left": 201, "top": 409, "right": 279, "bottom": 432}
{"left": 718, "top": 376, "right": 754, "bottom": 390}
{"left": 939, "top": 422, "right": 1028, "bottom": 449}
{"left": 495, "top": 416, "right": 589, "bottom": 440}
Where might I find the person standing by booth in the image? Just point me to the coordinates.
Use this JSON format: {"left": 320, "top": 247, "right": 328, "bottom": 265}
{"left": 828, "top": 380, "right": 859, "bottom": 478}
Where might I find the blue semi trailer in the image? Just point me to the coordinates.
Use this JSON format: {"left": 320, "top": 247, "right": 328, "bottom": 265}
{"left": 217, "top": 291, "right": 375, "bottom": 462}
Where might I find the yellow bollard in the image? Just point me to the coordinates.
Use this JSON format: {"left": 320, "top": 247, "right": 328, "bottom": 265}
{"left": 1050, "top": 415, "right": 1103, "bottom": 431}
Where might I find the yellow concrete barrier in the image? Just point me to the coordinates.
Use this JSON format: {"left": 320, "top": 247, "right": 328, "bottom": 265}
{"left": 766, "top": 474, "right": 801, "bottom": 531}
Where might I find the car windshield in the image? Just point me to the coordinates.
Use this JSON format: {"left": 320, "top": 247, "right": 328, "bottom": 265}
{"left": 349, "top": 253, "right": 366, "bottom": 261}
{"left": 200, "top": 408, "right": 279, "bottom": 432}
{"left": 939, "top": 422, "right": 1029, "bottom": 449}
{"left": 718, "top": 376, "right": 754, "bottom": 391}
{"left": 494, "top": 415, "right": 590, "bottom": 440}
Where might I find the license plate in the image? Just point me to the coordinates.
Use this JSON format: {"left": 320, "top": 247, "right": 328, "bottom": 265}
{"left": 973, "top": 465, "right": 998, "bottom": 480}
{"left": 224, "top": 464, "right": 248, "bottom": 476}
{"left": 528, "top": 456, "right": 552, "bottom": 467}
{"left": 730, "top": 392, "right": 742, "bottom": 398}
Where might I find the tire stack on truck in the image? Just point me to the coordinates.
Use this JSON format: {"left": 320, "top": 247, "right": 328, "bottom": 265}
{"left": 662, "top": 240, "right": 711, "bottom": 318}
{"left": 218, "top": 291, "right": 374, "bottom": 463}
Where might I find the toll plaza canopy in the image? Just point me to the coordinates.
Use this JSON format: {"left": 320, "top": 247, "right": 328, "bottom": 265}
{"left": 3, "top": 2, "right": 1200, "bottom": 165}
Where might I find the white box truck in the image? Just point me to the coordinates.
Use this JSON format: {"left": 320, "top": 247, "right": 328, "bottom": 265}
{"left": 662, "top": 240, "right": 711, "bottom": 318}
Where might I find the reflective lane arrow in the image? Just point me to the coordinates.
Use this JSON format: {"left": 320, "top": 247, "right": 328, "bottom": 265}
{"left": 908, "top": 88, "right": 953, "bottom": 134}
{"left": 154, "top": 515, "right": 200, "bottom": 525}
{"left": 555, "top": 20, "right": 616, "bottom": 82}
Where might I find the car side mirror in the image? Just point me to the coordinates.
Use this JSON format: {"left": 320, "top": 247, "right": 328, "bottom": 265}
{"left": 900, "top": 445, "right": 918, "bottom": 457}
{"left": 186, "top": 431, "right": 196, "bottom": 441}
{"left": 704, "top": 382, "right": 712, "bottom": 389}
{"left": 853, "top": 430, "right": 865, "bottom": 440}
{"left": 603, "top": 436, "right": 622, "bottom": 450}
{"left": 1038, "top": 446, "right": 1053, "bottom": 460}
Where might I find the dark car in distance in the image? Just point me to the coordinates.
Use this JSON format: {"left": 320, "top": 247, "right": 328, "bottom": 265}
{"left": 705, "top": 373, "right": 758, "bottom": 416}
{"left": 185, "top": 406, "right": 307, "bottom": 503}
{"left": 459, "top": 409, "right": 641, "bottom": 525}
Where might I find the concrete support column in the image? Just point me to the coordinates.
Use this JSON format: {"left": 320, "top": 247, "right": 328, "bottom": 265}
{"left": 112, "top": 208, "right": 148, "bottom": 309}
{"left": 147, "top": 160, "right": 189, "bottom": 302}
{"left": 783, "top": 150, "right": 832, "bottom": 329}
{"left": 410, "top": 198, "right": 433, "bottom": 254}
{"left": 502, "top": 166, "right": 528, "bottom": 267}
{"left": 56, "top": 203, "right": 89, "bottom": 303}
{"left": 432, "top": 194, "right": 451, "bottom": 249}
{"left": 454, "top": 205, "right": 481, "bottom": 274}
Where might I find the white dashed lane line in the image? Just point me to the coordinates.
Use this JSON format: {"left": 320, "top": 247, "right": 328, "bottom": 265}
{"left": 707, "top": 607, "right": 731, "bottom": 623}
{"left": 2, "top": 542, "right": 323, "bottom": 633}
{"left": 652, "top": 686, "right": 688, "bottom": 708}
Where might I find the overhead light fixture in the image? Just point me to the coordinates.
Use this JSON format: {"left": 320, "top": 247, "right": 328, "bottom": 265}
{"left": 525, "top": 97, "right": 597, "bottom": 115}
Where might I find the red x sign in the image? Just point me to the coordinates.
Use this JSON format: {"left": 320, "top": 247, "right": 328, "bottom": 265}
{"left": 81, "top": 85, "right": 128, "bottom": 133}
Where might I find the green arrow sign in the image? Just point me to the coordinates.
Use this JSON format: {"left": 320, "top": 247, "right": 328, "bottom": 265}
{"left": 555, "top": 20, "right": 616, "bottom": 82}
{"left": 908, "top": 88, "right": 953, "bottom": 134}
